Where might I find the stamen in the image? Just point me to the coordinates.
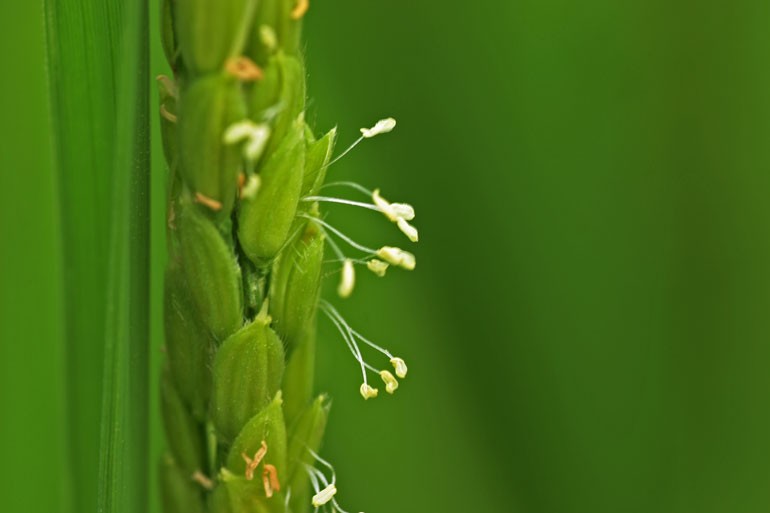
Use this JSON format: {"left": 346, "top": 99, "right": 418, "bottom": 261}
{"left": 361, "top": 118, "right": 397, "bottom": 138}
{"left": 397, "top": 217, "right": 419, "bottom": 242}
{"left": 376, "top": 246, "right": 416, "bottom": 270}
{"left": 224, "top": 120, "right": 271, "bottom": 163}
{"left": 325, "top": 117, "right": 397, "bottom": 169}
{"left": 241, "top": 174, "right": 261, "bottom": 199}
{"left": 380, "top": 370, "right": 399, "bottom": 394}
{"left": 390, "top": 357, "right": 408, "bottom": 378}
{"left": 360, "top": 383, "right": 379, "bottom": 400}
{"left": 312, "top": 483, "right": 337, "bottom": 507}
{"left": 195, "top": 192, "right": 222, "bottom": 211}
{"left": 262, "top": 464, "right": 281, "bottom": 498}
{"left": 337, "top": 259, "right": 355, "bottom": 298}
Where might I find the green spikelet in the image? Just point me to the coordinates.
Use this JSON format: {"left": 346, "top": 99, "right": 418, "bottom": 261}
{"left": 159, "top": 2, "right": 416, "bottom": 512}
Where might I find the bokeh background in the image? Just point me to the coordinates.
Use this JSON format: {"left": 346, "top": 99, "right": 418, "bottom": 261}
{"left": 3, "top": 1, "right": 770, "bottom": 512}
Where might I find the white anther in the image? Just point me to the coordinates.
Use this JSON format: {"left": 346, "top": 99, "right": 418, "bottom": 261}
{"left": 376, "top": 246, "right": 416, "bottom": 271}
{"left": 360, "top": 383, "right": 379, "bottom": 400}
{"left": 223, "top": 120, "right": 256, "bottom": 143}
{"left": 244, "top": 124, "right": 271, "bottom": 162}
{"left": 312, "top": 483, "right": 338, "bottom": 507}
{"left": 366, "top": 259, "right": 389, "bottom": 277}
{"left": 337, "top": 259, "right": 356, "bottom": 298}
{"left": 390, "top": 202, "right": 415, "bottom": 221}
{"left": 360, "top": 117, "right": 396, "bottom": 138}
{"left": 379, "top": 370, "right": 399, "bottom": 394}
{"left": 390, "top": 357, "right": 408, "bottom": 378}
{"left": 241, "top": 174, "right": 261, "bottom": 200}
{"left": 397, "top": 218, "right": 419, "bottom": 242}
{"left": 224, "top": 120, "right": 271, "bottom": 163}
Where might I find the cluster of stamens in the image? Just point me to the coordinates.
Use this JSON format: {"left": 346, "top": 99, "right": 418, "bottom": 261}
{"left": 305, "top": 118, "right": 414, "bottom": 401}
{"left": 320, "top": 300, "right": 407, "bottom": 400}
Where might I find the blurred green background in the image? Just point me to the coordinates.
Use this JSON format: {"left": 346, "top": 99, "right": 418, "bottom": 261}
{"left": 3, "top": 1, "right": 770, "bottom": 512}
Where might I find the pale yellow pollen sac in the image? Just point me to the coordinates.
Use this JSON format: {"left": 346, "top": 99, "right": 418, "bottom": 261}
{"left": 337, "top": 259, "right": 356, "bottom": 298}
{"left": 191, "top": 470, "right": 214, "bottom": 490}
{"left": 242, "top": 440, "right": 269, "bottom": 481}
{"left": 225, "top": 56, "right": 264, "bottom": 81}
{"left": 376, "top": 246, "right": 416, "bottom": 271}
{"left": 379, "top": 370, "right": 399, "bottom": 394}
{"left": 195, "top": 192, "right": 223, "bottom": 212}
{"left": 259, "top": 25, "right": 278, "bottom": 51}
{"left": 312, "top": 483, "right": 338, "bottom": 507}
{"left": 291, "top": 0, "right": 310, "bottom": 20}
{"left": 397, "top": 217, "right": 419, "bottom": 242}
{"left": 359, "top": 383, "right": 379, "bottom": 400}
{"left": 240, "top": 174, "right": 262, "bottom": 200}
{"left": 360, "top": 117, "right": 397, "bottom": 138}
{"left": 262, "top": 464, "right": 281, "bottom": 498}
{"left": 390, "top": 357, "right": 408, "bottom": 378}
{"left": 224, "top": 120, "right": 271, "bottom": 163}
{"left": 224, "top": 120, "right": 256, "bottom": 144}
{"left": 366, "top": 259, "right": 389, "bottom": 277}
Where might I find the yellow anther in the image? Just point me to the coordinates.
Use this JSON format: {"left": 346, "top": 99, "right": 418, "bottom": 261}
{"left": 380, "top": 370, "right": 399, "bottom": 394}
{"left": 376, "top": 246, "right": 416, "bottom": 271}
{"left": 390, "top": 357, "right": 408, "bottom": 378}
{"left": 312, "top": 483, "right": 337, "bottom": 507}
{"left": 360, "top": 118, "right": 396, "bottom": 138}
{"left": 291, "top": 0, "right": 309, "bottom": 19}
{"left": 360, "top": 383, "right": 379, "bottom": 400}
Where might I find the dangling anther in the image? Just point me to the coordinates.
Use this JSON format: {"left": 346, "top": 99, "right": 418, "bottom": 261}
{"left": 226, "top": 56, "right": 264, "bottom": 81}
